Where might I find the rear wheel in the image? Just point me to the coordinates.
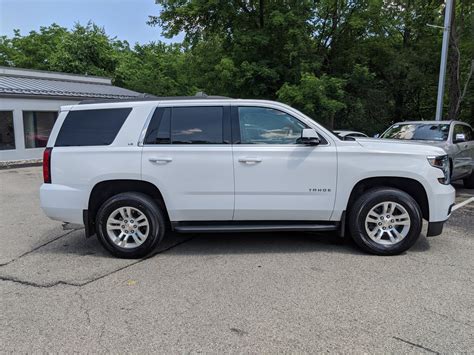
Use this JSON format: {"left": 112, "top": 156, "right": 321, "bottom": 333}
{"left": 96, "top": 192, "right": 165, "bottom": 258}
{"left": 348, "top": 188, "right": 422, "bottom": 255}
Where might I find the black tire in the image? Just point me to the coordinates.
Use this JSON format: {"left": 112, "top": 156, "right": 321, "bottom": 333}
{"left": 463, "top": 170, "right": 474, "bottom": 189}
{"left": 96, "top": 192, "right": 166, "bottom": 258}
{"left": 348, "top": 188, "right": 422, "bottom": 255}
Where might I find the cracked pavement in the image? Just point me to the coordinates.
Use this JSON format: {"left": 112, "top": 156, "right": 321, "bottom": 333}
{"left": 1, "top": 167, "right": 473, "bottom": 353}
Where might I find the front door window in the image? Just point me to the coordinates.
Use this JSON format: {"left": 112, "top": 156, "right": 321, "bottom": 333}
{"left": 238, "top": 107, "right": 308, "bottom": 144}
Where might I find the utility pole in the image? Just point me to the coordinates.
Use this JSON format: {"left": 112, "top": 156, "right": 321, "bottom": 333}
{"left": 435, "top": 0, "right": 454, "bottom": 121}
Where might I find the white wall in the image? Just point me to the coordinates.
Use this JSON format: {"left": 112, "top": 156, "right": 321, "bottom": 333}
{"left": 0, "top": 97, "right": 79, "bottom": 162}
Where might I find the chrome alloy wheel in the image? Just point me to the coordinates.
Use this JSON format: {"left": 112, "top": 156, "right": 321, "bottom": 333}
{"left": 106, "top": 207, "right": 150, "bottom": 249}
{"left": 364, "top": 201, "right": 411, "bottom": 246}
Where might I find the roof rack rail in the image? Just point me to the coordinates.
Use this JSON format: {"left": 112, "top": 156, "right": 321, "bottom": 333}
{"left": 78, "top": 92, "right": 231, "bottom": 105}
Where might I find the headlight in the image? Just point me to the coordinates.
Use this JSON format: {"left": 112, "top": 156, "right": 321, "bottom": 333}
{"left": 427, "top": 155, "right": 450, "bottom": 184}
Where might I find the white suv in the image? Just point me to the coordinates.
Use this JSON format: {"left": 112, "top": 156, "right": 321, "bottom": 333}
{"left": 40, "top": 97, "right": 455, "bottom": 258}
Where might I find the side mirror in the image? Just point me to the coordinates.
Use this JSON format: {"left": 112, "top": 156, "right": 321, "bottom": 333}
{"left": 454, "top": 133, "right": 466, "bottom": 143}
{"left": 298, "top": 129, "right": 320, "bottom": 146}
{"left": 373, "top": 134, "right": 380, "bottom": 138}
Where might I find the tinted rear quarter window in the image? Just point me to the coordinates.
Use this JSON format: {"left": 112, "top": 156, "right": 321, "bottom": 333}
{"left": 55, "top": 108, "right": 132, "bottom": 147}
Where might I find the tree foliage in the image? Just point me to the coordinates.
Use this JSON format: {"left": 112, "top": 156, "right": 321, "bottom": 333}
{"left": 1, "top": 0, "right": 473, "bottom": 132}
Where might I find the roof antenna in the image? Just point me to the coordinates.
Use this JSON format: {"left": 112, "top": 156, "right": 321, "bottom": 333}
{"left": 195, "top": 91, "right": 208, "bottom": 97}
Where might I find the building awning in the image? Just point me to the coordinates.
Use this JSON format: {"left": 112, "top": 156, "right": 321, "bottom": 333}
{"left": 0, "top": 66, "right": 141, "bottom": 99}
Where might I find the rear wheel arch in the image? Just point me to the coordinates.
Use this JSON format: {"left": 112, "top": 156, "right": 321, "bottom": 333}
{"left": 87, "top": 179, "right": 169, "bottom": 236}
{"left": 346, "top": 177, "right": 429, "bottom": 221}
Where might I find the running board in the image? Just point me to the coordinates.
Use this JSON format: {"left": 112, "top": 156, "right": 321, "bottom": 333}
{"left": 172, "top": 222, "right": 339, "bottom": 233}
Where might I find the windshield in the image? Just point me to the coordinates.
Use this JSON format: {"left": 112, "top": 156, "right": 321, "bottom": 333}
{"left": 381, "top": 123, "right": 450, "bottom": 141}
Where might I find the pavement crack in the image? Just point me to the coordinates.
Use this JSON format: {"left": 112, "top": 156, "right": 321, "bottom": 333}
{"left": 0, "top": 275, "right": 83, "bottom": 288}
{"left": 392, "top": 336, "right": 439, "bottom": 354}
{"left": 0, "top": 229, "right": 77, "bottom": 267}
{"left": 230, "top": 327, "right": 248, "bottom": 336}
{"left": 76, "top": 291, "right": 92, "bottom": 325}
{"left": 421, "top": 306, "right": 473, "bottom": 328}
{"left": 98, "top": 322, "right": 108, "bottom": 352}
{"left": 0, "top": 237, "right": 194, "bottom": 289}
{"left": 77, "top": 236, "right": 194, "bottom": 287}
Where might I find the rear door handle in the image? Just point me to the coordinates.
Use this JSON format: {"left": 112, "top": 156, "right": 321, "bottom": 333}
{"left": 149, "top": 157, "right": 173, "bottom": 163}
{"left": 238, "top": 157, "right": 262, "bottom": 164}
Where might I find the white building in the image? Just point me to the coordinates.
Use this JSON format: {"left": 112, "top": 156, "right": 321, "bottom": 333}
{"left": 0, "top": 66, "right": 141, "bottom": 163}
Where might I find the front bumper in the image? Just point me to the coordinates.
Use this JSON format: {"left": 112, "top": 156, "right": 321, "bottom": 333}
{"left": 428, "top": 184, "right": 455, "bottom": 222}
{"left": 426, "top": 192, "right": 456, "bottom": 237}
{"left": 425, "top": 182, "right": 455, "bottom": 237}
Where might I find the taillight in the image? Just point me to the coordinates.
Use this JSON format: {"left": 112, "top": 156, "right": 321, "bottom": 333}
{"left": 43, "top": 147, "right": 52, "bottom": 183}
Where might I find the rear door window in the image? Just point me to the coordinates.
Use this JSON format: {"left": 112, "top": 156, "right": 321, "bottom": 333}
{"left": 55, "top": 108, "right": 132, "bottom": 147}
{"left": 145, "top": 106, "right": 228, "bottom": 144}
{"left": 172, "top": 107, "right": 223, "bottom": 144}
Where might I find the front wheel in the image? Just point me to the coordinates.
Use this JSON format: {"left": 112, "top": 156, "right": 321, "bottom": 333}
{"left": 348, "top": 188, "right": 422, "bottom": 255}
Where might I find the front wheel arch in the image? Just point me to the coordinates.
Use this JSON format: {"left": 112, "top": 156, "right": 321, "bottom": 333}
{"left": 346, "top": 177, "right": 429, "bottom": 222}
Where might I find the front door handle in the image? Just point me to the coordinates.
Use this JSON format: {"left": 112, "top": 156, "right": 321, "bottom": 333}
{"left": 149, "top": 157, "right": 173, "bottom": 163}
{"left": 238, "top": 157, "right": 263, "bottom": 164}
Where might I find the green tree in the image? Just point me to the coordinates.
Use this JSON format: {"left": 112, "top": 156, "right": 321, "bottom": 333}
{"left": 1, "top": 1, "right": 473, "bottom": 128}
{"left": 277, "top": 73, "right": 346, "bottom": 129}
{"left": 150, "top": 0, "right": 318, "bottom": 98}
{"left": 0, "top": 24, "right": 68, "bottom": 69}
{"left": 0, "top": 23, "right": 119, "bottom": 77}
{"left": 114, "top": 42, "right": 194, "bottom": 96}
{"left": 49, "top": 23, "right": 118, "bottom": 77}
{"left": 447, "top": 0, "right": 474, "bottom": 123}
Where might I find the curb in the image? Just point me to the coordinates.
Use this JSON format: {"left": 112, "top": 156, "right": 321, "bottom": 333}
{"left": 0, "top": 159, "right": 43, "bottom": 170}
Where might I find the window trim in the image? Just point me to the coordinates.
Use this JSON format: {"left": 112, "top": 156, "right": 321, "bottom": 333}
{"left": 142, "top": 105, "right": 231, "bottom": 146}
{"left": 138, "top": 107, "right": 158, "bottom": 146}
{"left": 231, "top": 106, "right": 329, "bottom": 146}
{"left": 143, "top": 107, "right": 171, "bottom": 145}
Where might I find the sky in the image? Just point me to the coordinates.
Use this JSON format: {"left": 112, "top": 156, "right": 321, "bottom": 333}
{"left": 0, "top": 0, "right": 182, "bottom": 44}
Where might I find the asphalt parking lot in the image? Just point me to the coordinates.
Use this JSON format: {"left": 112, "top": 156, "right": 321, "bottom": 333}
{"left": 1, "top": 166, "right": 473, "bottom": 353}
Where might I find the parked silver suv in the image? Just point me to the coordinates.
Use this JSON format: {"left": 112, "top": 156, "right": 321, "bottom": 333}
{"left": 381, "top": 121, "right": 474, "bottom": 188}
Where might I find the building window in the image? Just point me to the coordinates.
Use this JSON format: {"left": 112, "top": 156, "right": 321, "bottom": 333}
{"left": 0, "top": 111, "right": 15, "bottom": 150}
{"left": 23, "top": 111, "right": 58, "bottom": 149}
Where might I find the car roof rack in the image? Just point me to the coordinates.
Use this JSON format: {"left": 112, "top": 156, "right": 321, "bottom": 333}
{"left": 79, "top": 92, "right": 231, "bottom": 105}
